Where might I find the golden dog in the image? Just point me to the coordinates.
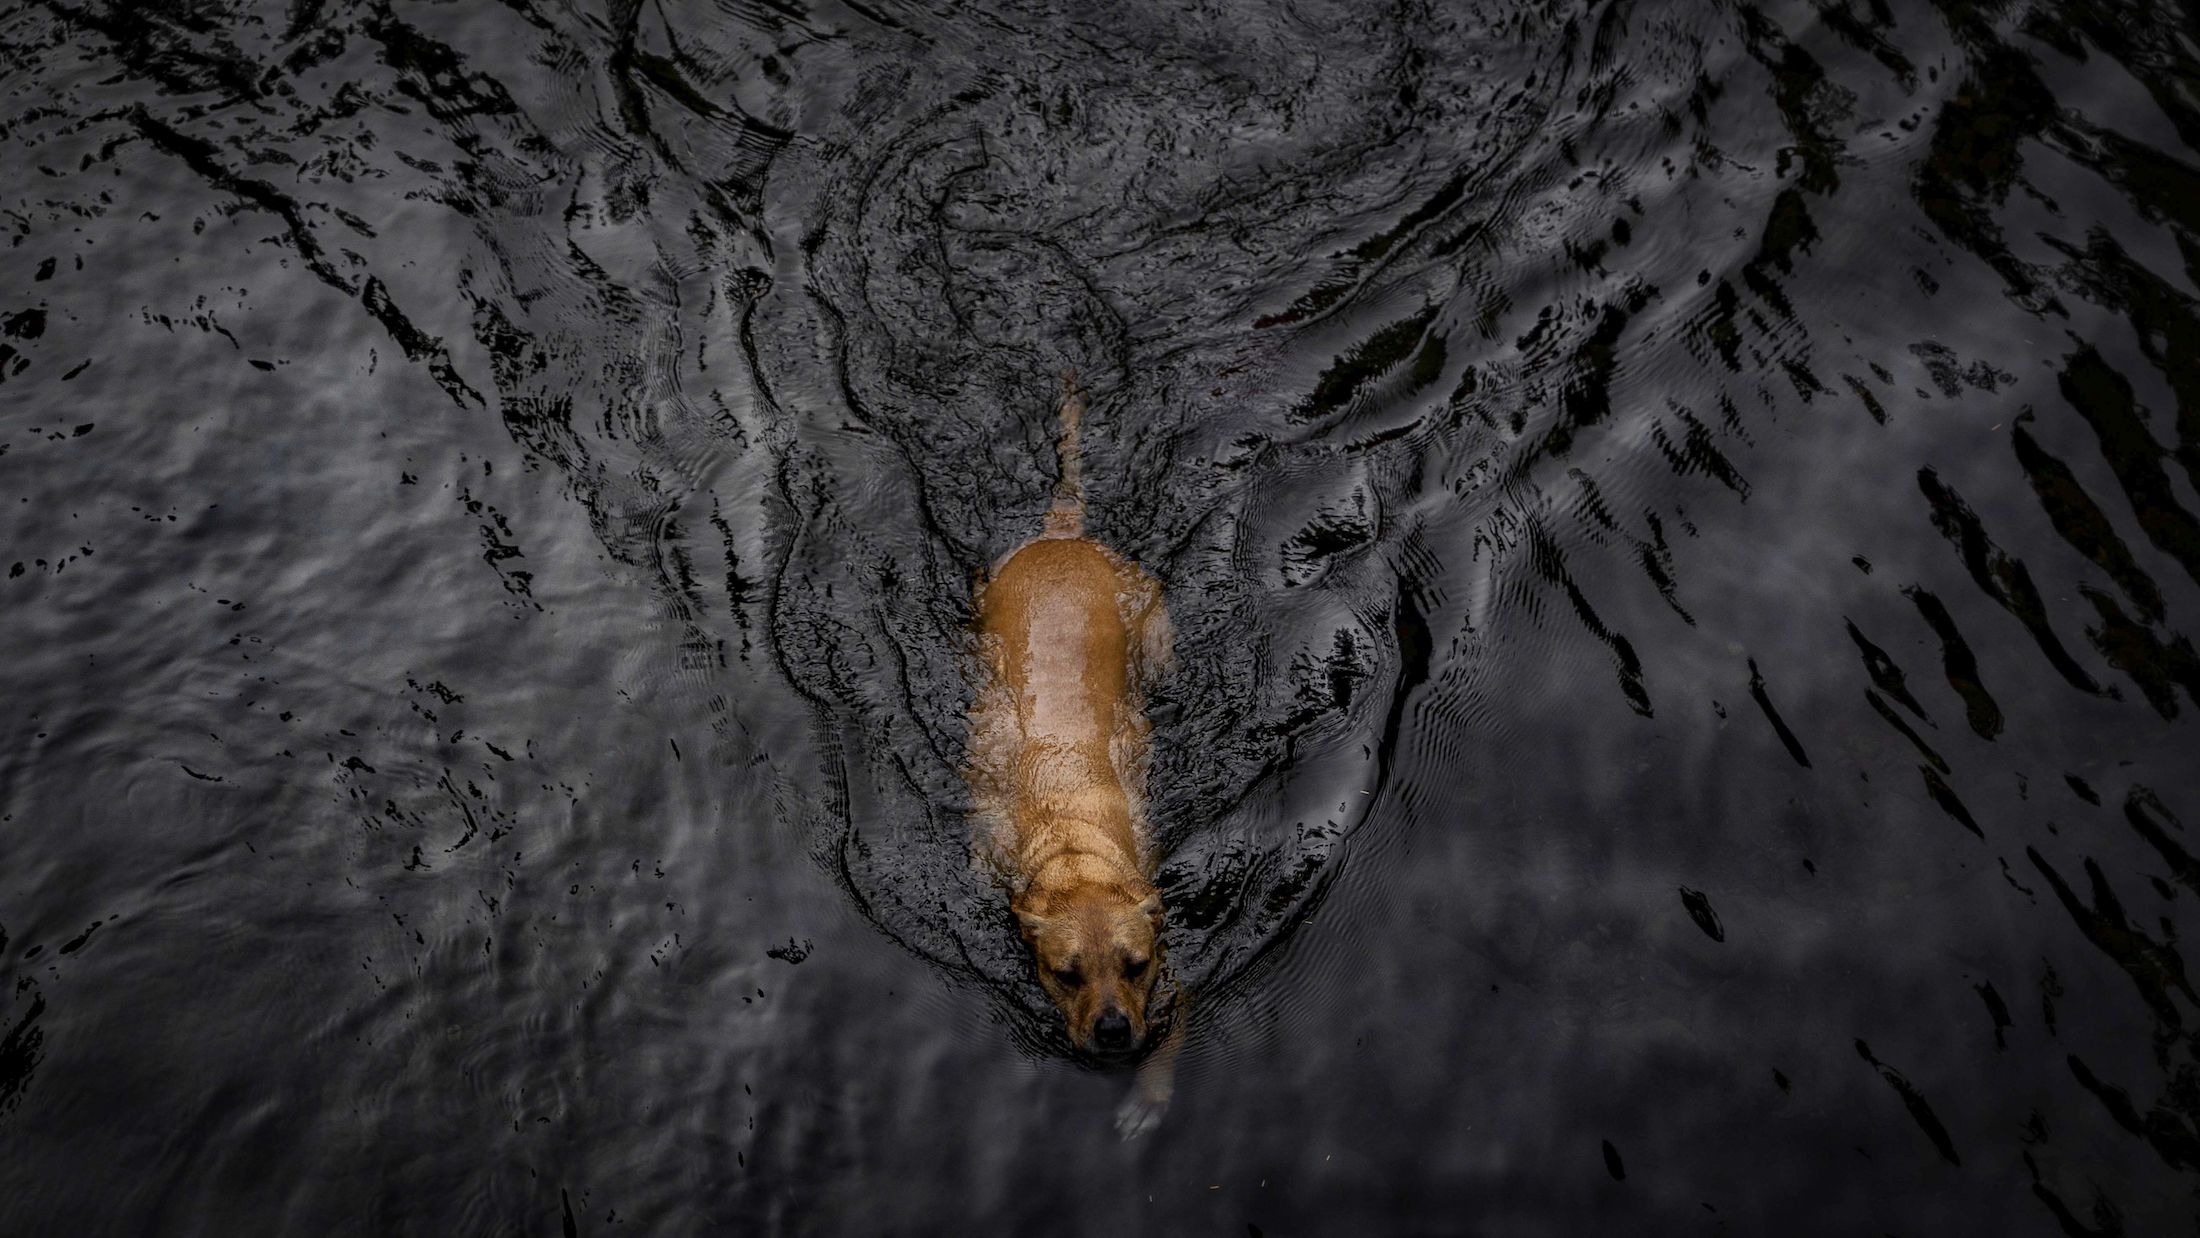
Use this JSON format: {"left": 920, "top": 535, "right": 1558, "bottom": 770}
{"left": 968, "top": 376, "right": 1179, "bottom": 1095}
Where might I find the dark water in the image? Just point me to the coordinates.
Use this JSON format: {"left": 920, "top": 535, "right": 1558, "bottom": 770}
{"left": 4, "top": 0, "right": 2200, "bottom": 1230}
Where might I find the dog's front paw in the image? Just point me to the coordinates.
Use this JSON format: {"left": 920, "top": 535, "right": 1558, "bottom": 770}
{"left": 1113, "top": 1080, "right": 1172, "bottom": 1141}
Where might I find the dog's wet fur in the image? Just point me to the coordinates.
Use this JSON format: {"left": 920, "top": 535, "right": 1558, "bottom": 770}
{"left": 968, "top": 377, "right": 1173, "bottom": 1060}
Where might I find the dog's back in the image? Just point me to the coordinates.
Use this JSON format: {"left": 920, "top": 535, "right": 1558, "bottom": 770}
{"left": 981, "top": 539, "right": 1133, "bottom": 769}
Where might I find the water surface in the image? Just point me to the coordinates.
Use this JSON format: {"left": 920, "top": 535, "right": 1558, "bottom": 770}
{"left": 4, "top": 0, "right": 2200, "bottom": 1231}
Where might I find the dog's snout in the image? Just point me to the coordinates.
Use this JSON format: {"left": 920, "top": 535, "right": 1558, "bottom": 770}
{"left": 1093, "top": 1009, "right": 1133, "bottom": 1051}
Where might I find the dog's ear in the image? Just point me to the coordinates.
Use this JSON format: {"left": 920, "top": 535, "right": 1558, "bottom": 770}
{"left": 1010, "top": 890, "right": 1049, "bottom": 942}
{"left": 1136, "top": 889, "right": 1164, "bottom": 931}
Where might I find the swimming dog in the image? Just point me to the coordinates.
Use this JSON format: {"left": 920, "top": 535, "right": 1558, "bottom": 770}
{"left": 968, "top": 375, "right": 1179, "bottom": 1100}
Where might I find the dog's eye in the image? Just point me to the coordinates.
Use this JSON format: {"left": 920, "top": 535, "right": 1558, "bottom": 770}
{"left": 1123, "top": 956, "right": 1147, "bottom": 979}
{"left": 1051, "top": 966, "right": 1082, "bottom": 987}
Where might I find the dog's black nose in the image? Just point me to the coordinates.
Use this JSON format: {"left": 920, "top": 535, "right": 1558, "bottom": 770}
{"left": 1093, "top": 1009, "right": 1132, "bottom": 1050}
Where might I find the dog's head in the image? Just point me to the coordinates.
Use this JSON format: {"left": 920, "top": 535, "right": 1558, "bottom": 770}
{"left": 1013, "top": 880, "right": 1164, "bottom": 1056}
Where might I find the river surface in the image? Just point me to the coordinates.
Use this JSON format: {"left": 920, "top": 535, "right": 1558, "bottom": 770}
{"left": 4, "top": 0, "right": 2200, "bottom": 1232}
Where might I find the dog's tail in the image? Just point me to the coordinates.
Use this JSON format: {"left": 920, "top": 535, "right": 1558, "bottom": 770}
{"left": 1042, "top": 371, "right": 1086, "bottom": 538}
